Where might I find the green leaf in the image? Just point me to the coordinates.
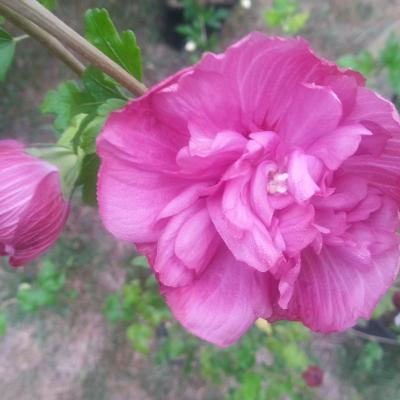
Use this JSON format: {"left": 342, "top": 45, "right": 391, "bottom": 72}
{"left": 265, "top": 9, "right": 284, "bottom": 28}
{"left": 281, "top": 343, "right": 309, "bottom": 370}
{"left": 0, "top": 312, "right": 7, "bottom": 336}
{"left": 82, "top": 66, "right": 127, "bottom": 101}
{"left": 126, "top": 323, "right": 153, "bottom": 354}
{"left": 85, "top": 8, "right": 142, "bottom": 80}
{"left": 283, "top": 11, "right": 309, "bottom": 34}
{"left": 0, "top": 27, "right": 16, "bottom": 81}
{"left": 337, "top": 50, "right": 375, "bottom": 77}
{"left": 41, "top": 81, "right": 97, "bottom": 133}
{"left": 380, "top": 34, "right": 400, "bottom": 68}
{"left": 42, "top": 64, "right": 126, "bottom": 134}
{"left": 38, "top": 0, "right": 57, "bottom": 10}
{"left": 356, "top": 341, "right": 384, "bottom": 372}
{"left": 232, "top": 372, "right": 262, "bottom": 400}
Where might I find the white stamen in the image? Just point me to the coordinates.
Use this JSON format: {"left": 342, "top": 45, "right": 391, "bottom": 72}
{"left": 267, "top": 172, "right": 289, "bottom": 195}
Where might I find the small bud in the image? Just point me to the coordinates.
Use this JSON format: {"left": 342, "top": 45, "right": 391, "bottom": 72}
{"left": 302, "top": 365, "right": 324, "bottom": 387}
{"left": 392, "top": 291, "right": 400, "bottom": 310}
{"left": 0, "top": 141, "right": 70, "bottom": 266}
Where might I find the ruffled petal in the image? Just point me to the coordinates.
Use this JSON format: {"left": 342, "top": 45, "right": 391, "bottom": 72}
{"left": 97, "top": 95, "right": 189, "bottom": 173}
{"left": 308, "top": 124, "right": 371, "bottom": 170}
{"left": 98, "top": 158, "right": 194, "bottom": 242}
{"left": 277, "top": 204, "right": 318, "bottom": 256}
{"left": 279, "top": 84, "right": 342, "bottom": 148}
{"left": 208, "top": 178, "right": 282, "bottom": 271}
{"left": 154, "top": 202, "right": 219, "bottom": 287}
{"left": 287, "top": 151, "right": 321, "bottom": 202}
{"left": 163, "top": 245, "right": 274, "bottom": 347}
{"left": 340, "top": 87, "right": 400, "bottom": 200}
{"left": 272, "top": 242, "right": 400, "bottom": 332}
{"left": 199, "top": 33, "right": 335, "bottom": 130}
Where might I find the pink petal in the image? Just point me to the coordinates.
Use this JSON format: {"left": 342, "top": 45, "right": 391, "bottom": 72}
{"left": 273, "top": 242, "right": 400, "bottom": 332}
{"left": 98, "top": 158, "right": 193, "bottom": 243}
{"left": 312, "top": 175, "right": 368, "bottom": 211}
{"left": 163, "top": 245, "right": 274, "bottom": 347}
{"left": 287, "top": 151, "right": 321, "bottom": 202}
{"left": 308, "top": 124, "right": 371, "bottom": 170}
{"left": 9, "top": 172, "right": 69, "bottom": 266}
{"left": 154, "top": 202, "right": 219, "bottom": 287}
{"left": 199, "top": 33, "right": 330, "bottom": 130}
{"left": 97, "top": 96, "right": 189, "bottom": 173}
{"left": 208, "top": 179, "right": 282, "bottom": 271}
{"left": 280, "top": 84, "right": 342, "bottom": 148}
{"left": 277, "top": 204, "right": 318, "bottom": 256}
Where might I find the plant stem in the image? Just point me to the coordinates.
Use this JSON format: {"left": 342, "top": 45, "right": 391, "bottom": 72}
{"left": 0, "top": 0, "right": 147, "bottom": 96}
{"left": 0, "top": 3, "right": 85, "bottom": 76}
{"left": 14, "top": 34, "right": 29, "bottom": 42}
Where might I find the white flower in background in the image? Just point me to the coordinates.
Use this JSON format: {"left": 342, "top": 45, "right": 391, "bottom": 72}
{"left": 241, "top": 0, "right": 252, "bottom": 9}
{"left": 185, "top": 40, "right": 197, "bottom": 52}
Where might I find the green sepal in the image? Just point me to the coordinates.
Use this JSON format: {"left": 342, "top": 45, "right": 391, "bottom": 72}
{"left": 26, "top": 145, "right": 84, "bottom": 198}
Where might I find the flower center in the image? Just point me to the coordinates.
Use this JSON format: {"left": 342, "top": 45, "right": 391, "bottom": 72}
{"left": 267, "top": 172, "right": 289, "bottom": 194}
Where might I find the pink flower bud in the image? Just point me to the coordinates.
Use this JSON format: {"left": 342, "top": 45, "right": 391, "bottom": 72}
{"left": 0, "top": 140, "right": 69, "bottom": 266}
{"left": 302, "top": 365, "right": 324, "bottom": 387}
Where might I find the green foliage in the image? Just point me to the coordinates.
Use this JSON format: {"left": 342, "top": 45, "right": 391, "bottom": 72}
{"left": 103, "top": 256, "right": 170, "bottom": 354}
{"left": 103, "top": 251, "right": 316, "bottom": 399}
{"left": 379, "top": 34, "right": 400, "bottom": 96}
{"left": 265, "top": 0, "right": 309, "bottom": 35}
{"left": 41, "top": 68, "right": 126, "bottom": 134}
{"left": 177, "top": 0, "right": 229, "bottom": 57}
{"left": 372, "top": 290, "right": 394, "bottom": 319}
{"left": 0, "top": 27, "right": 16, "bottom": 82}
{"left": 38, "top": 0, "right": 58, "bottom": 10}
{"left": 85, "top": 8, "right": 142, "bottom": 80}
{"left": 338, "top": 337, "right": 400, "bottom": 400}
{"left": 230, "top": 372, "right": 262, "bottom": 400}
{"left": 41, "top": 81, "right": 96, "bottom": 133}
{"left": 0, "top": 312, "right": 7, "bottom": 336}
{"left": 17, "top": 260, "right": 67, "bottom": 313}
{"left": 356, "top": 342, "right": 384, "bottom": 372}
{"left": 40, "top": 8, "right": 141, "bottom": 205}
{"left": 337, "top": 50, "right": 375, "bottom": 78}
{"left": 338, "top": 33, "right": 400, "bottom": 99}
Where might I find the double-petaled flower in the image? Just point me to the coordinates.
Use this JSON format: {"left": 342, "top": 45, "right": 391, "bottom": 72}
{"left": 97, "top": 33, "right": 400, "bottom": 346}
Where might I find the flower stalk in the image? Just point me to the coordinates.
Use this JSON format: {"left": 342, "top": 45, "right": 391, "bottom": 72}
{"left": 0, "top": 3, "right": 85, "bottom": 76}
{"left": 0, "top": 0, "right": 147, "bottom": 96}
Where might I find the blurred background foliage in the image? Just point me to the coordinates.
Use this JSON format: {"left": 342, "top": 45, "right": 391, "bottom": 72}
{"left": 1, "top": 0, "right": 400, "bottom": 399}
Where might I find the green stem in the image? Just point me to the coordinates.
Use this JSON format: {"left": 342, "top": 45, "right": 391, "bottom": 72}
{"left": 0, "top": 0, "right": 147, "bottom": 96}
{"left": 14, "top": 33, "right": 29, "bottom": 42}
{"left": 0, "top": 3, "right": 85, "bottom": 76}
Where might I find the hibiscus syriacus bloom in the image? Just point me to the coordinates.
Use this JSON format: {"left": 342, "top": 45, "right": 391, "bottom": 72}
{"left": 97, "top": 33, "right": 400, "bottom": 346}
{"left": 0, "top": 140, "right": 69, "bottom": 266}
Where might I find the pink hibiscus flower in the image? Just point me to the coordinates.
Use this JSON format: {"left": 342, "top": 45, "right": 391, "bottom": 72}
{"left": 0, "top": 140, "right": 69, "bottom": 266}
{"left": 97, "top": 33, "right": 400, "bottom": 346}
